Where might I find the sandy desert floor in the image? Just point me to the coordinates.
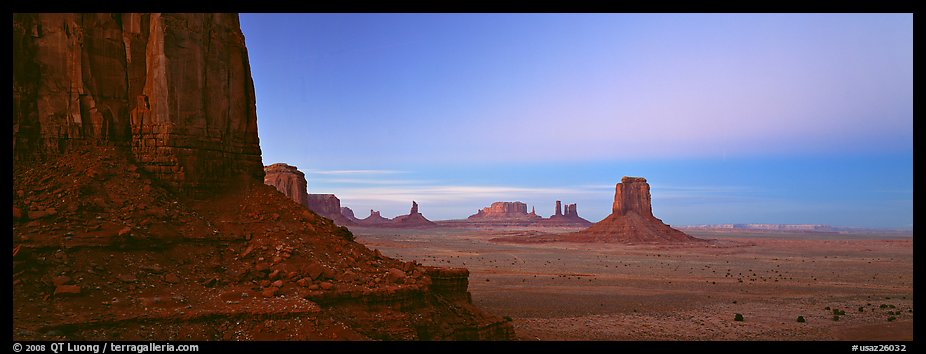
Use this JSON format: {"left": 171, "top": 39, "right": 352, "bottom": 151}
{"left": 352, "top": 226, "right": 913, "bottom": 341}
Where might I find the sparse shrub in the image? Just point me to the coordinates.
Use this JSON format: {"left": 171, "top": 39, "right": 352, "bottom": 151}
{"left": 797, "top": 316, "right": 806, "bottom": 323}
{"left": 824, "top": 306, "right": 831, "bottom": 310}
{"left": 832, "top": 309, "right": 846, "bottom": 316}
{"left": 887, "top": 316, "right": 896, "bottom": 322}
{"left": 734, "top": 313, "right": 744, "bottom": 321}
{"left": 832, "top": 315, "right": 840, "bottom": 321}
{"left": 503, "top": 316, "right": 513, "bottom": 322}
{"left": 859, "top": 307, "right": 864, "bottom": 312}
{"left": 880, "top": 304, "right": 888, "bottom": 309}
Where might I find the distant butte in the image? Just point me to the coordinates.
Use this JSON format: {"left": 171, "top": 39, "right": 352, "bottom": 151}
{"left": 496, "top": 176, "right": 703, "bottom": 243}
{"left": 391, "top": 201, "right": 438, "bottom": 227}
{"left": 358, "top": 210, "right": 393, "bottom": 225}
{"left": 542, "top": 200, "right": 592, "bottom": 226}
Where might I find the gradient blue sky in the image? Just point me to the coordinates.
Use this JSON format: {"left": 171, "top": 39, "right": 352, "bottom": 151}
{"left": 239, "top": 13, "right": 912, "bottom": 228}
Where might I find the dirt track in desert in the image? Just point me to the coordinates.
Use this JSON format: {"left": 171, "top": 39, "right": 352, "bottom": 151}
{"left": 353, "top": 227, "right": 913, "bottom": 340}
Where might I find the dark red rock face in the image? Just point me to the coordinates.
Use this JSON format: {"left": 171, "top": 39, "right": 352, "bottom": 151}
{"left": 13, "top": 13, "right": 263, "bottom": 192}
{"left": 263, "top": 164, "right": 309, "bottom": 208}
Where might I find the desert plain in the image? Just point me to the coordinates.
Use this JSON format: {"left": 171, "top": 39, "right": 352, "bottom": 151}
{"left": 353, "top": 226, "right": 913, "bottom": 341}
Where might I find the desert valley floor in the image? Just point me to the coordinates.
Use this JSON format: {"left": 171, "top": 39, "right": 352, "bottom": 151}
{"left": 353, "top": 227, "right": 913, "bottom": 341}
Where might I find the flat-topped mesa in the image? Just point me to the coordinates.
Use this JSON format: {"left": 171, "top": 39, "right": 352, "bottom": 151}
{"left": 613, "top": 176, "right": 653, "bottom": 217}
{"left": 13, "top": 14, "right": 263, "bottom": 192}
{"left": 468, "top": 201, "right": 538, "bottom": 220}
{"left": 263, "top": 163, "right": 308, "bottom": 208}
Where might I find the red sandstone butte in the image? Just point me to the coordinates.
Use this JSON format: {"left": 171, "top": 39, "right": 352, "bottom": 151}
{"left": 264, "top": 163, "right": 309, "bottom": 208}
{"left": 542, "top": 200, "right": 592, "bottom": 226}
{"left": 570, "top": 177, "right": 702, "bottom": 243}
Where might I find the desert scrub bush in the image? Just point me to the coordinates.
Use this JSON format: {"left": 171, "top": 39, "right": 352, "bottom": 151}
{"left": 832, "top": 309, "right": 846, "bottom": 316}
{"left": 887, "top": 316, "right": 897, "bottom": 322}
{"left": 734, "top": 313, "right": 744, "bottom": 321}
{"left": 797, "top": 316, "right": 806, "bottom": 323}
{"left": 832, "top": 315, "right": 840, "bottom": 321}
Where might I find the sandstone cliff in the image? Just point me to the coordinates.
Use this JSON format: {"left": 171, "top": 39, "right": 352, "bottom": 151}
{"left": 12, "top": 13, "right": 513, "bottom": 341}
{"left": 13, "top": 13, "right": 263, "bottom": 192}
{"left": 263, "top": 163, "right": 309, "bottom": 208}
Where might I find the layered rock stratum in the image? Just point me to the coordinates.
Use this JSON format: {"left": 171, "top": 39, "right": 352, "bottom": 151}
{"left": 12, "top": 13, "right": 513, "bottom": 340}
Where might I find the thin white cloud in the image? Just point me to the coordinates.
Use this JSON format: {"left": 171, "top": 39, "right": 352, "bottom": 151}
{"left": 313, "top": 178, "right": 436, "bottom": 185}
{"left": 307, "top": 169, "right": 406, "bottom": 175}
